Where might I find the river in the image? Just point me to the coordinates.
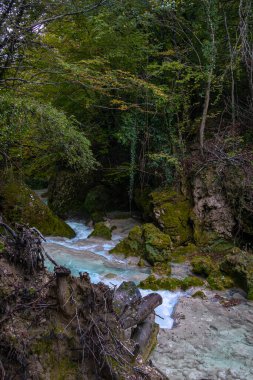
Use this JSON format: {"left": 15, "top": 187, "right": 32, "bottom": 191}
{"left": 44, "top": 218, "right": 181, "bottom": 329}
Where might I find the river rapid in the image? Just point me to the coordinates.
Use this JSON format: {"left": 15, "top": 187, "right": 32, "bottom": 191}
{"left": 44, "top": 218, "right": 181, "bottom": 329}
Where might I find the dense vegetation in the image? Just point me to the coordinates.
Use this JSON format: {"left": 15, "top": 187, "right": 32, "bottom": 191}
{"left": 1, "top": 1, "right": 253, "bottom": 257}
{"left": 1, "top": 0, "right": 252, "bottom": 192}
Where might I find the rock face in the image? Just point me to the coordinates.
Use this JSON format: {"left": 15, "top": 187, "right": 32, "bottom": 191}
{"left": 151, "top": 295, "right": 253, "bottom": 380}
{"left": 0, "top": 176, "right": 75, "bottom": 237}
{"left": 193, "top": 172, "right": 236, "bottom": 238}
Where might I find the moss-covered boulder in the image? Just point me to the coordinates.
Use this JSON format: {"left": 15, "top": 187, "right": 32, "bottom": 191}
{"left": 150, "top": 189, "right": 192, "bottom": 245}
{"left": 88, "top": 222, "right": 112, "bottom": 240}
{"left": 0, "top": 177, "right": 75, "bottom": 237}
{"left": 110, "top": 225, "right": 143, "bottom": 257}
{"left": 110, "top": 223, "right": 172, "bottom": 265}
{"left": 48, "top": 170, "right": 93, "bottom": 218}
{"left": 143, "top": 223, "right": 172, "bottom": 265}
{"left": 220, "top": 253, "right": 253, "bottom": 300}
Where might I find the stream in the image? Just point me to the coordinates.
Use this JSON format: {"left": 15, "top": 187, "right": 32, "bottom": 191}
{"left": 44, "top": 218, "right": 181, "bottom": 329}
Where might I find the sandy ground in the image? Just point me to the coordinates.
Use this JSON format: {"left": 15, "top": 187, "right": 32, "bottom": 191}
{"left": 151, "top": 292, "right": 253, "bottom": 380}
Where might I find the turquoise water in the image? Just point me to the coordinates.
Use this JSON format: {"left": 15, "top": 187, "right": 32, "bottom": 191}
{"left": 44, "top": 219, "right": 181, "bottom": 328}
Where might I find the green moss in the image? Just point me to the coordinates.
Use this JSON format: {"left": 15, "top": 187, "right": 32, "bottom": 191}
{"left": 181, "top": 276, "right": 204, "bottom": 290}
{"left": 207, "top": 271, "right": 234, "bottom": 290}
{"left": 220, "top": 253, "right": 253, "bottom": 299}
{"left": 150, "top": 189, "right": 192, "bottom": 245}
{"left": 0, "top": 178, "right": 75, "bottom": 237}
{"left": 139, "top": 275, "right": 181, "bottom": 291}
{"left": 152, "top": 262, "right": 171, "bottom": 276}
{"left": 191, "top": 256, "right": 217, "bottom": 277}
{"left": 192, "top": 290, "right": 206, "bottom": 299}
{"left": 139, "top": 275, "right": 204, "bottom": 291}
{"left": 110, "top": 223, "right": 172, "bottom": 265}
{"left": 89, "top": 222, "right": 112, "bottom": 240}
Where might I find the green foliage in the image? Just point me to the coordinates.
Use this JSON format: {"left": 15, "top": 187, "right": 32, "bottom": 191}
{"left": 0, "top": 93, "right": 96, "bottom": 178}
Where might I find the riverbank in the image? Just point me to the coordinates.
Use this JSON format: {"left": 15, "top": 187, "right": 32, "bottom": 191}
{"left": 151, "top": 291, "right": 253, "bottom": 380}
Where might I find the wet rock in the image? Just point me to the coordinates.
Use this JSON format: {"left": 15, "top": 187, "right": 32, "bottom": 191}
{"left": 113, "top": 281, "right": 142, "bottom": 317}
{"left": 88, "top": 222, "right": 112, "bottom": 240}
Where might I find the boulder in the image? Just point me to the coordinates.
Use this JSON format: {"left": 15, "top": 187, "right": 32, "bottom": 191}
{"left": 113, "top": 281, "right": 142, "bottom": 317}
{"left": 220, "top": 253, "right": 253, "bottom": 300}
{"left": 0, "top": 177, "right": 75, "bottom": 237}
{"left": 110, "top": 223, "right": 172, "bottom": 265}
{"left": 48, "top": 170, "right": 93, "bottom": 218}
{"left": 150, "top": 189, "right": 193, "bottom": 245}
{"left": 88, "top": 222, "right": 112, "bottom": 240}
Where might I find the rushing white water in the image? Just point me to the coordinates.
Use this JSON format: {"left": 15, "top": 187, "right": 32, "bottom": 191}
{"left": 44, "top": 219, "right": 181, "bottom": 328}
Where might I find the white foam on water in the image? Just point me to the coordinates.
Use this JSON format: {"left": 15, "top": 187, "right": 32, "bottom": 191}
{"left": 45, "top": 219, "right": 181, "bottom": 328}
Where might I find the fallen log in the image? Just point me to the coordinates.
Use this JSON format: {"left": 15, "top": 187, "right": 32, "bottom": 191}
{"left": 119, "top": 293, "right": 163, "bottom": 329}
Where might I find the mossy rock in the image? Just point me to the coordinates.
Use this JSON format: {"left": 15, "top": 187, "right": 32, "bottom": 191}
{"left": 181, "top": 276, "right": 204, "bottom": 290}
{"left": 0, "top": 240, "right": 4, "bottom": 253}
{"left": 192, "top": 290, "right": 207, "bottom": 299}
{"left": 207, "top": 271, "right": 234, "bottom": 290}
{"left": 110, "top": 224, "right": 172, "bottom": 265}
{"left": 139, "top": 275, "right": 181, "bottom": 291}
{"left": 110, "top": 225, "right": 143, "bottom": 257}
{"left": 152, "top": 262, "right": 172, "bottom": 276}
{"left": 220, "top": 253, "right": 253, "bottom": 299}
{"left": 0, "top": 177, "right": 75, "bottom": 238}
{"left": 139, "top": 274, "right": 204, "bottom": 291}
{"left": 150, "top": 189, "right": 192, "bottom": 245}
{"left": 143, "top": 223, "right": 172, "bottom": 265}
{"left": 191, "top": 256, "right": 217, "bottom": 277}
{"left": 48, "top": 170, "right": 93, "bottom": 218}
{"left": 89, "top": 222, "right": 112, "bottom": 240}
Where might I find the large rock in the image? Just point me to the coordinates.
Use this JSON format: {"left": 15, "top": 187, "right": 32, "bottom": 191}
{"left": 193, "top": 169, "right": 236, "bottom": 239}
{"left": 48, "top": 170, "right": 93, "bottom": 218}
{"left": 88, "top": 222, "right": 112, "bottom": 240}
{"left": 0, "top": 177, "right": 75, "bottom": 237}
{"left": 150, "top": 189, "right": 193, "bottom": 246}
{"left": 110, "top": 223, "right": 172, "bottom": 265}
{"left": 220, "top": 252, "right": 253, "bottom": 300}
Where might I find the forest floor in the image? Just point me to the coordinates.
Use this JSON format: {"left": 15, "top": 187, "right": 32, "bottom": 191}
{"left": 151, "top": 291, "right": 253, "bottom": 380}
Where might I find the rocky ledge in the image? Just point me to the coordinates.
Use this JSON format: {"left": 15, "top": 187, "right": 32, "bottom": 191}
{"left": 151, "top": 291, "right": 253, "bottom": 380}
